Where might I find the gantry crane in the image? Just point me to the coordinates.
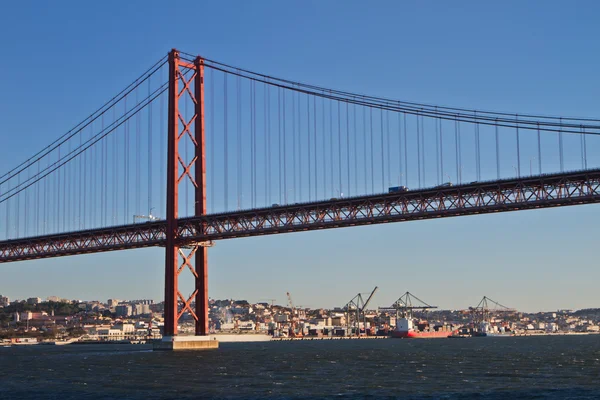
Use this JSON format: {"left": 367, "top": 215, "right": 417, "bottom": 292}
{"left": 343, "top": 286, "right": 378, "bottom": 336}
{"left": 378, "top": 291, "right": 438, "bottom": 321}
{"left": 286, "top": 291, "right": 302, "bottom": 337}
{"left": 469, "top": 296, "right": 514, "bottom": 325}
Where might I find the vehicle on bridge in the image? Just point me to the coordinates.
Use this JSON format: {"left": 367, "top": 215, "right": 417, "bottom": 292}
{"left": 388, "top": 186, "right": 408, "bottom": 193}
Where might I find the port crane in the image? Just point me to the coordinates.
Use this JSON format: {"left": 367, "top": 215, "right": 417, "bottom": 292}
{"left": 378, "top": 291, "right": 438, "bottom": 321}
{"left": 469, "top": 296, "right": 514, "bottom": 325}
{"left": 286, "top": 291, "right": 302, "bottom": 338}
{"left": 286, "top": 292, "right": 295, "bottom": 315}
{"left": 343, "top": 286, "right": 378, "bottom": 336}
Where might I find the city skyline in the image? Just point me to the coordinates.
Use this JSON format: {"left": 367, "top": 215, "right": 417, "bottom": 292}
{"left": 1, "top": 290, "right": 595, "bottom": 315}
{"left": 1, "top": 1, "right": 600, "bottom": 313}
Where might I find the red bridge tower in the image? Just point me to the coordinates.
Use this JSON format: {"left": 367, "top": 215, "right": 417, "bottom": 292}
{"left": 164, "top": 49, "right": 209, "bottom": 337}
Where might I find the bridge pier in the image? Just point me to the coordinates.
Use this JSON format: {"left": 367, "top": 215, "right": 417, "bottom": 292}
{"left": 163, "top": 49, "right": 216, "bottom": 350}
{"left": 154, "top": 335, "right": 219, "bottom": 351}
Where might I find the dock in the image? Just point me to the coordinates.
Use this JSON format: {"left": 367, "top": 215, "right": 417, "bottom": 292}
{"left": 271, "top": 336, "right": 390, "bottom": 341}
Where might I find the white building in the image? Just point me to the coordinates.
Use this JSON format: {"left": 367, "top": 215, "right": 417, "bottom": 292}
{"left": 536, "top": 322, "right": 546, "bottom": 330}
{"left": 114, "top": 323, "right": 135, "bottom": 334}
{"left": 238, "top": 321, "right": 256, "bottom": 330}
{"left": 134, "top": 304, "right": 151, "bottom": 315}
{"left": 97, "top": 328, "right": 124, "bottom": 340}
{"left": 586, "top": 325, "right": 600, "bottom": 332}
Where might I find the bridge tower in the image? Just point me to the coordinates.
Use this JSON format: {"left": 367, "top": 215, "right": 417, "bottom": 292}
{"left": 164, "top": 49, "right": 209, "bottom": 338}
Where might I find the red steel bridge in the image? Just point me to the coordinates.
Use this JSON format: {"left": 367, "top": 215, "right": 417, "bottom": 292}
{"left": 2, "top": 49, "right": 600, "bottom": 337}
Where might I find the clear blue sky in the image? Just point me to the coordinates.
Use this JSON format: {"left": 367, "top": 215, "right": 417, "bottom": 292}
{"left": 1, "top": 1, "right": 600, "bottom": 312}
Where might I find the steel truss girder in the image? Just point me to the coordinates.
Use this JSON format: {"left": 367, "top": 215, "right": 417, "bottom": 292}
{"left": 177, "top": 169, "right": 600, "bottom": 242}
{"left": 0, "top": 222, "right": 167, "bottom": 262}
{"left": 2, "top": 169, "right": 600, "bottom": 263}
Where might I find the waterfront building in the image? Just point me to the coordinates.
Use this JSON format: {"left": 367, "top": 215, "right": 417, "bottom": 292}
{"left": 96, "top": 328, "right": 124, "bottom": 340}
{"left": 238, "top": 321, "right": 256, "bottom": 330}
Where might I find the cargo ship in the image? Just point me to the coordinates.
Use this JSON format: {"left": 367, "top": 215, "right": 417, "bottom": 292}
{"left": 392, "top": 318, "right": 455, "bottom": 338}
{"left": 380, "top": 292, "right": 457, "bottom": 339}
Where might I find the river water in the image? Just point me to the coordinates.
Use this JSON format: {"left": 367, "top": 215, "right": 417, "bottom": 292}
{"left": 1, "top": 335, "right": 599, "bottom": 399}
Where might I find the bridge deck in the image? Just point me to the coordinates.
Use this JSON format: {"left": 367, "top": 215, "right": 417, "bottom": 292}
{"left": 2, "top": 169, "right": 599, "bottom": 263}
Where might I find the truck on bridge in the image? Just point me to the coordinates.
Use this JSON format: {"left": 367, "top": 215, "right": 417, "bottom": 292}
{"left": 388, "top": 186, "right": 408, "bottom": 193}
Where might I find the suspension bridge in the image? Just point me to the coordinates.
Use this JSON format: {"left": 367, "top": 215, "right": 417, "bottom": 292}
{"left": 1, "top": 49, "right": 600, "bottom": 340}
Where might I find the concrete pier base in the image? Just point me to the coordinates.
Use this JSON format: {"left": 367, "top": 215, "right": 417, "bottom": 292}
{"left": 153, "top": 336, "right": 219, "bottom": 351}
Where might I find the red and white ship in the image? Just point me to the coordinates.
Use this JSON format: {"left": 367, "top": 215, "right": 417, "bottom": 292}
{"left": 391, "top": 318, "right": 455, "bottom": 338}
{"left": 382, "top": 292, "right": 457, "bottom": 339}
